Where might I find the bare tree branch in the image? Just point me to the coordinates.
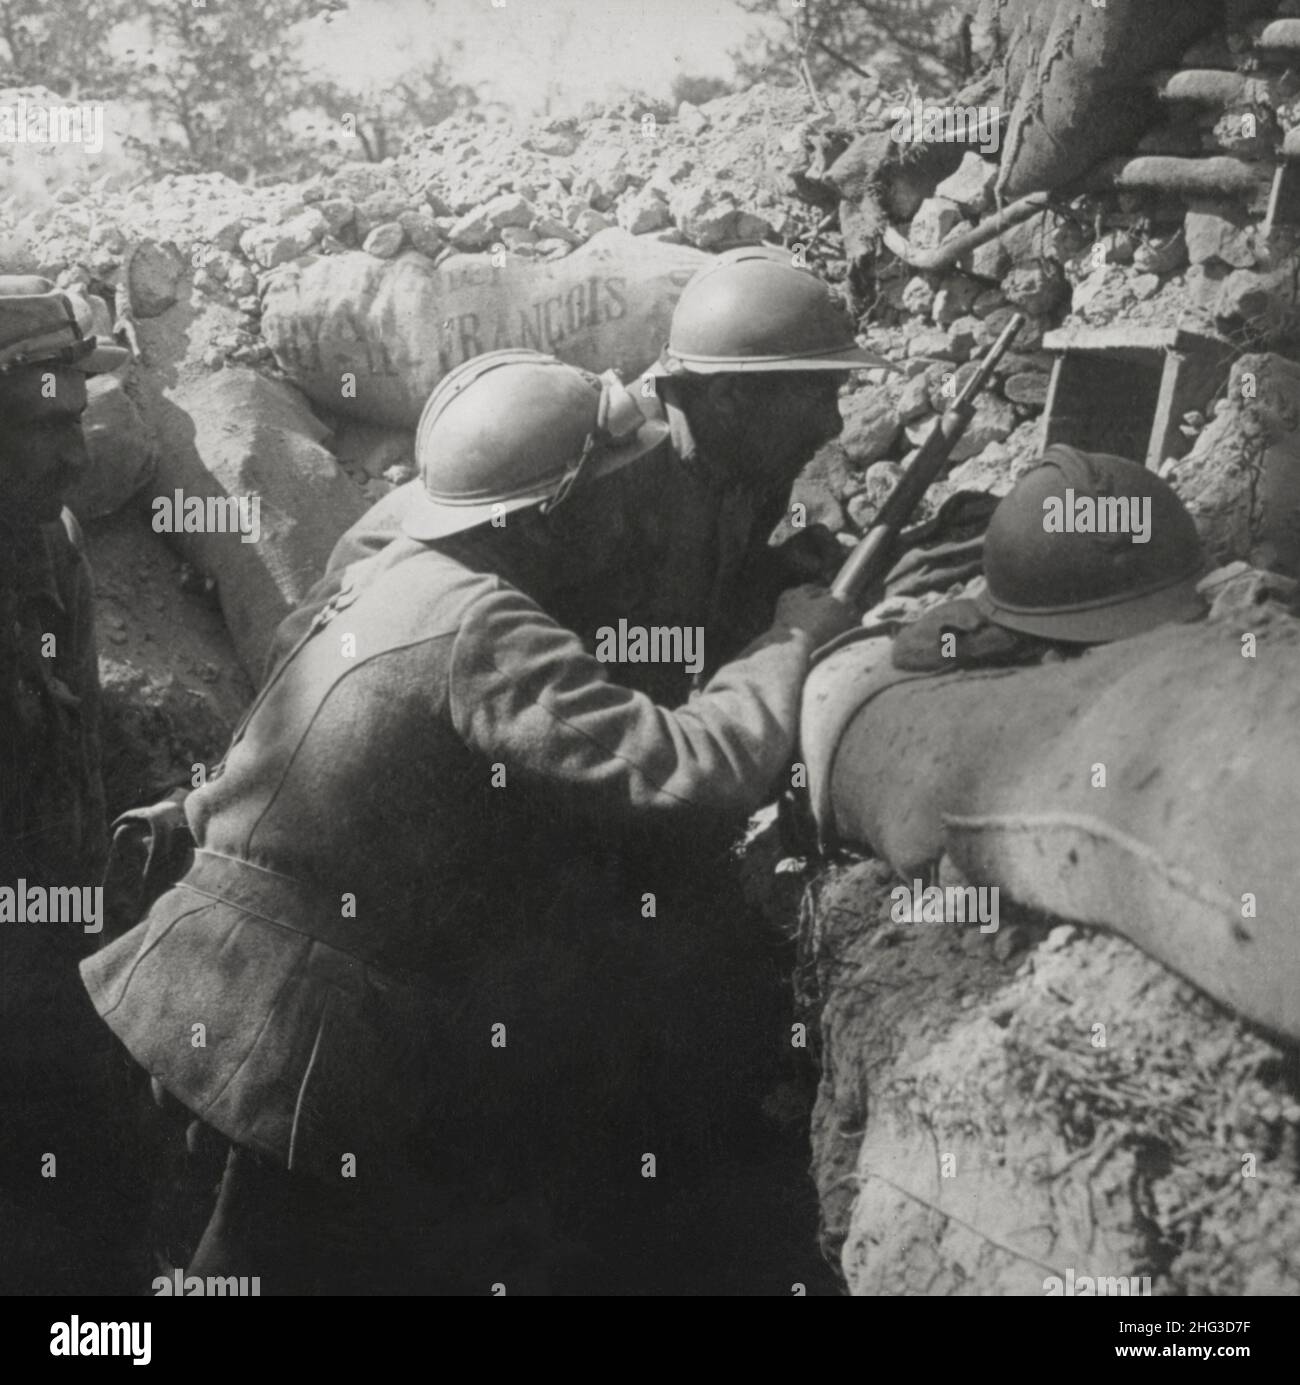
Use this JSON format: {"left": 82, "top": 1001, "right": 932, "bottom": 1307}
{"left": 812, "top": 36, "right": 874, "bottom": 83}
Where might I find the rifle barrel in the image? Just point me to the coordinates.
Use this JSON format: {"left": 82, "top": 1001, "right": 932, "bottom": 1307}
{"left": 829, "top": 312, "right": 1025, "bottom": 609}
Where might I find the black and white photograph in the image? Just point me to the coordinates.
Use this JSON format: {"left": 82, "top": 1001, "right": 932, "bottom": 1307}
{"left": 0, "top": 0, "right": 1297, "bottom": 1331}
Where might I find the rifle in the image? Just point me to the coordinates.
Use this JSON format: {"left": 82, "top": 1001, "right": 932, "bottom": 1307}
{"left": 830, "top": 312, "right": 1025, "bottom": 610}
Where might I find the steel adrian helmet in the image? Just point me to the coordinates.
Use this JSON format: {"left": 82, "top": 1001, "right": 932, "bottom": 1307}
{"left": 974, "top": 445, "right": 1206, "bottom": 644}
{"left": 651, "top": 246, "right": 897, "bottom": 376}
{"left": 402, "top": 349, "right": 670, "bottom": 541}
{"left": 0, "top": 275, "right": 129, "bottom": 375}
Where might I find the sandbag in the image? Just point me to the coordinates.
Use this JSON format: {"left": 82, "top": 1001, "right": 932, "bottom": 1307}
{"left": 143, "top": 368, "right": 367, "bottom": 677}
{"left": 261, "top": 229, "right": 709, "bottom": 428}
{"left": 993, "top": 0, "right": 1220, "bottom": 200}
{"left": 803, "top": 614, "right": 1300, "bottom": 1039}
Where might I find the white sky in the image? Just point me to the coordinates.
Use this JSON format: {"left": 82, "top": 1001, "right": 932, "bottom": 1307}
{"left": 297, "top": 0, "right": 759, "bottom": 117}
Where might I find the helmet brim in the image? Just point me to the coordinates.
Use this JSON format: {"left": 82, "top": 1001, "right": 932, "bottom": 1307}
{"left": 401, "top": 418, "right": 671, "bottom": 541}
{"left": 648, "top": 344, "right": 902, "bottom": 377}
{"left": 973, "top": 569, "right": 1207, "bottom": 645}
{"left": 0, "top": 332, "right": 129, "bottom": 376}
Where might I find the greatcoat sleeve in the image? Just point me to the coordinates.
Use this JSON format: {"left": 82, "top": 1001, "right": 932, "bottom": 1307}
{"left": 448, "top": 583, "right": 813, "bottom": 825}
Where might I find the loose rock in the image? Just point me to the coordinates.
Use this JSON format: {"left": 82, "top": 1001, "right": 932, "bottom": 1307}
{"left": 362, "top": 222, "right": 406, "bottom": 259}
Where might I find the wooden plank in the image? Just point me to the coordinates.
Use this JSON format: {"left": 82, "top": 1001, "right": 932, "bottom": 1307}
{"left": 1148, "top": 352, "right": 1184, "bottom": 471}
{"left": 1043, "top": 325, "right": 1228, "bottom": 355}
{"left": 1156, "top": 342, "right": 1234, "bottom": 469}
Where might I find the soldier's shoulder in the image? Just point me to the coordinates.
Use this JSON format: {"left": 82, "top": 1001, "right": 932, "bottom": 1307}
{"left": 350, "top": 535, "right": 514, "bottom": 634}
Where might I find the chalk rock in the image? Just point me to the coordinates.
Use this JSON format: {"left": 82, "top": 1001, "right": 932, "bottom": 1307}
{"left": 573, "top": 209, "right": 614, "bottom": 238}
{"left": 907, "top": 328, "right": 961, "bottom": 361}
{"left": 354, "top": 190, "right": 411, "bottom": 240}
{"left": 1133, "top": 228, "right": 1188, "bottom": 275}
{"left": 970, "top": 211, "right": 1085, "bottom": 280}
{"left": 618, "top": 188, "right": 672, "bottom": 235}
{"left": 846, "top": 462, "right": 903, "bottom": 530}
{"left": 316, "top": 199, "right": 356, "bottom": 235}
{"left": 934, "top": 152, "right": 997, "bottom": 214}
{"left": 397, "top": 210, "right": 444, "bottom": 258}
{"left": 909, "top": 197, "right": 962, "bottom": 253}
{"left": 1185, "top": 204, "right": 1256, "bottom": 269}
{"left": 945, "top": 315, "right": 980, "bottom": 360}
{"left": 572, "top": 153, "right": 630, "bottom": 207}
{"left": 1002, "top": 262, "right": 1066, "bottom": 316}
{"left": 362, "top": 222, "right": 406, "bottom": 259}
{"left": 840, "top": 393, "right": 903, "bottom": 464}
{"left": 896, "top": 372, "right": 934, "bottom": 423}
{"left": 1070, "top": 264, "right": 1132, "bottom": 320}
{"left": 241, "top": 210, "right": 327, "bottom": 269}
{"left": 525, "top": 128, "right": 580, "bottom": 157}
{"left": 902, "top": 276, "right": 936, "bottom": 318}
{"left": 932, "top": 275, "right": 981, "bottom": 326}
{"left": 449, "top": 193, "right": 535, "bottom": 250}
{"left": 670, "top": 184, "right": 773, "bottom": 249}
{"left": 944, "top": 393, "right": 1015, "bottom": 463}
{"left": 127, "top": 240, "right": 186, "bottom": 319}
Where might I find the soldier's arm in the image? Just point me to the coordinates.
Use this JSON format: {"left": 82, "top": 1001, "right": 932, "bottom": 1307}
{"left": 448, "top": 584, "right": 826, "bottom": 826}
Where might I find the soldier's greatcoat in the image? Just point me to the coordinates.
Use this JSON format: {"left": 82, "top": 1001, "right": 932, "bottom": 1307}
{"left": 81, "top": 532, "right": 814, "bottom": 1191}
{"left": 298, "top": 394, "right": 810, "bottom": 693}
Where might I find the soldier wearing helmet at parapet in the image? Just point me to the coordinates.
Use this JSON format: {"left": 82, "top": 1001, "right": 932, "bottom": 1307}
{"left": 632, "top": 246, "right": 894, "bottom": 671}
{"left": 889, "top": 446, "right": 1207, "bottom": 674}
{"left": 81, "top": 352, "right": 859, "bottom": 1295}
{"left": 308, "top": 249, "right": 890, "bottom": 702}
{"left": 266, "top": 348, "right": 674, "bottom": 683}
{"left": 0, "top": 276, "right": 137, "bottom": 1292}
{"left": 975, "top": 445, "right": 1206, "bottom": 643}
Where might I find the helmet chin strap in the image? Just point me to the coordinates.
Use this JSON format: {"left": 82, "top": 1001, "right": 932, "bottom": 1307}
{"left": 541, "top": 371, "right": 648, "bottom": 513}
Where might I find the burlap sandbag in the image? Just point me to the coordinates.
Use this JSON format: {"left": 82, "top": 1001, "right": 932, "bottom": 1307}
{"left": 991, "top": 0, "right": 1220, "bottom": 199}
{"left": 261, "top": 229, "right": 709, "bottom": 428}
{"left": 144, "top": 368, "right": 366, "bottom": 677}
{"left": 804, "top": 615, "right": 1300, "bottom": 1039}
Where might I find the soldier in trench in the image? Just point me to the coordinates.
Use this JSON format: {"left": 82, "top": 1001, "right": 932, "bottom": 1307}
{"left": 0, "top": 278, "right": 144, "bottom": 1292}
{"left": 887, "top": 445, "right": 1209, "bottom": 675}
{"left": 300, "top": 246, "right": 893, "bottom": 704}
{"left": 81, "top": 352, "right": 863, "bottom": 1294}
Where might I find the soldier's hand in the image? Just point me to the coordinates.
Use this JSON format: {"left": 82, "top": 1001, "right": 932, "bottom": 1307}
{"left": 772, "top": 524, "right": 845, "bottom": 585}
{"left": 774, "top": 583, "right": 861, "bottom": 648}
